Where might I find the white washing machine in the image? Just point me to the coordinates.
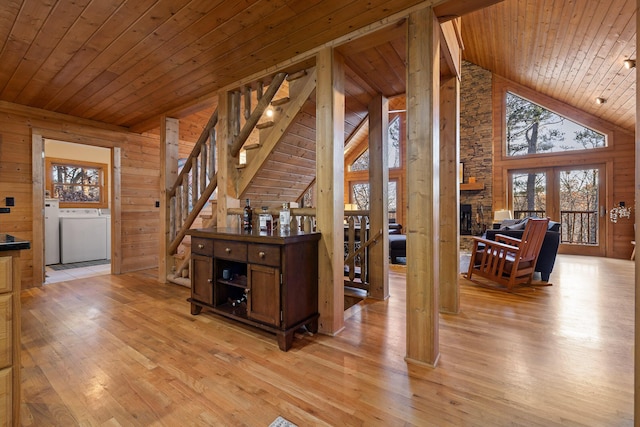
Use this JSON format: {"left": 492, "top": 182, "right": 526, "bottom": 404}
{"left": 59, "top": 209, "right": 107, "bottom": 264}
{"left": 44, "top": 198, "right": 60, "bottom": 265}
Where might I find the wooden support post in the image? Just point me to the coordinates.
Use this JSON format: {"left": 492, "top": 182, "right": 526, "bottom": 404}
{"left": 31, "top": 133, "right": 45, "bottom": 286}
{"left": 405, "top": 7, "right": 440, "bottom": 367}
{"left": 634, "top": 0, "right": 640, "bottom": 421}
{"left": 217, "top": 90, "right": 240, "bottom": 228}
{"left": 159, "top": 116, "right": 179, "bottom": 283}
{"left": 439, "top": 76, "right": 460, "bottom": 314}
{"left": 316, "top": 47, "right": 345, "bottom": 335}
{"left": 111, "top": 147, "right": 122, "bottom": 275}
{"left": 368, "top": 94, "right": 389, "bottom": 300}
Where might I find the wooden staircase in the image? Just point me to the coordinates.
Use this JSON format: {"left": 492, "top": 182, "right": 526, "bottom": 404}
{"left": 166, "top": 67, "right": 318, "bottom": 286}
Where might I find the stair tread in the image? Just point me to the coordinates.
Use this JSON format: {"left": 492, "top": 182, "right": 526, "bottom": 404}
{"left": 287, "top": 70, "right": 307, "bottom": 81}
{"left": 244, "top": 142, "right": 260, "bottom": 150}
{"left": 271, "top": 97, "right": 289, "bottom": 106}
{"left": 256, "top": 121, "right": 274, "bottom": 130}
{"left": 235, "top": 163, "right": 246, "bottom": 170}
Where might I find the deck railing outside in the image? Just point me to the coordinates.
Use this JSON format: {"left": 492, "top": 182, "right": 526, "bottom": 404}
{"left": 514, "top": 209, "right": 598, "bottom": 245}
{"left": 560, "top": 210, "right": 598, "bottom": 244}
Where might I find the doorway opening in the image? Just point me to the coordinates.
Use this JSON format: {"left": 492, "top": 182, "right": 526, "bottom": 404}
{"left": 43, "top": 139, "right": 113, "bottom": 284}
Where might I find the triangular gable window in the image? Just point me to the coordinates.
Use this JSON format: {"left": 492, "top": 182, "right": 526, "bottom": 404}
{"left": 506, "top": 92, "right": 606, "bottom": 157}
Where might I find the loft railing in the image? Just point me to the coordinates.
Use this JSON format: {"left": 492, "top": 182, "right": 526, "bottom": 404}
{"left": 227, "top": 208, "right": 381, "bottom": 293}
{"left": 344, "top": 210, "right": 381, "bottom": 292}
{"left": 227, "top": 207, "right": 316, "bottom": 233}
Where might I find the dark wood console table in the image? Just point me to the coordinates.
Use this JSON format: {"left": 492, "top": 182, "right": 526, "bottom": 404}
{"left": 186, "top": 228, "right": 320, "bottom": 351}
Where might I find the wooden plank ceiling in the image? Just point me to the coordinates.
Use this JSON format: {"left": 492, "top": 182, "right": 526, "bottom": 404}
{"left": 0, "top": 0, "right": 426, "bottom": 133}
{"left": 0, "top": 0, "right": 634, "bottom": 135}
{"left": 462, "top": 0, "right": 637, "bottom": 133}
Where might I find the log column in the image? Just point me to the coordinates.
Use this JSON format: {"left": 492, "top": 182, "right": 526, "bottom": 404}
{"left": 159, "top": 116, "right": 179, "bottom": 283}
{"left": 316, "top": 47, "right": 345, "bottom": 334}
{"left": 217, "top": 90, "right": 240, "bottom": 228}
{"left": 405, "top": 7, "right": 440, "bottom": 366}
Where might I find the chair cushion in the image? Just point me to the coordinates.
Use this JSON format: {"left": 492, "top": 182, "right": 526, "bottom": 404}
{"left": 389, "top": 234, "right": 406, "bottom": 250}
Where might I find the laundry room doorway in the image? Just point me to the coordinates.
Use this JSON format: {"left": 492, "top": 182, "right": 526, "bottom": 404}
{"left": 32, "top": 132, "right": 121, "bottom": 286}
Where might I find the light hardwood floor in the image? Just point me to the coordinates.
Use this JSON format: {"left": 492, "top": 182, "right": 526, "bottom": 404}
{"left": 20, "top": 254, "right": 633, "bottom": 426}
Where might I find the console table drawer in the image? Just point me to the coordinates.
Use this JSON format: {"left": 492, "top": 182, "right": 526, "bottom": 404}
{"left": 191, "top": 237, "right": 214, "bottom": 256}
{"left": 213, "top": 241, "right": 247, "bottom": 262}
{"left": 248, "top": 244, "right": 280, "bottom": 267}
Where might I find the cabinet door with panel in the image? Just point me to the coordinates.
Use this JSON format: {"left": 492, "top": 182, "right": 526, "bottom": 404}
{"left": 191, "top": 254, "right": 213, "bottom": 314}
{"left": 247, "top": 263, "right": 280, "bottom": 326}
{"left": 0, "top": 367, "right": 11, "bottom": 427}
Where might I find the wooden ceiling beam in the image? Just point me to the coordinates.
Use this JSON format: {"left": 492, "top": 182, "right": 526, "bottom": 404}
{"left": 434, "top": 0, "right": 504, "bottom": 21}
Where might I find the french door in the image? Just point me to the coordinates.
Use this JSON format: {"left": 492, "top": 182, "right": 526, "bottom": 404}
{"left": 509, "top": 165, "right": 606, "bottom": 256}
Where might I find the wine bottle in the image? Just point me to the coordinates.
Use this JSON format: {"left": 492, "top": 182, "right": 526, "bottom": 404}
{"left": 243, "top": 198, "right": 253, "bottom": 230}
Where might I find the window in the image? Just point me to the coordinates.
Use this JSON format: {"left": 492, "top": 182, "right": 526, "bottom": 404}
{"left": 512, "top": 171, "right": 546, "bottom": 218}
{"left": 388, "top": 116, "right": 401, "bottom": 168}
{"left": 350, "top": 150, "right": 369, "bottom": 172}
{"left": 46, "top": 158, "right": 108, "bottom": 208}
{"left": 506, "top": 92, "right": 606, "bottom": 156}
{"left": 349, "top": 116, "right": 402, "bottom": 172}
{"left": 350, "top": 181, "right": 398, "bottom": 222}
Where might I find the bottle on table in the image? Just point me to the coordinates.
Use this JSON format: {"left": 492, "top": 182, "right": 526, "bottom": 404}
{"left": 243, "top": 199, "right": 253, "bottom": 230}
{"left": 259, "top": 206, "right": 272, "bottom": 232}
{"left": 279, "top": 202, "right": 290, "bottom": 233}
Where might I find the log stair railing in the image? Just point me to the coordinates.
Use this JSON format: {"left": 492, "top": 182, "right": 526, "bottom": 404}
{"left": 166, "top": 106, "right": 219, "bottom": 286}
{"left": 166, "top": 71, "right": 300, "bottom": 286}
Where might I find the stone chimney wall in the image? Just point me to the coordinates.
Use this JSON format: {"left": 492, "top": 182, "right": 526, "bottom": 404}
{"left": 460, "top": 61, "right": 493, "bottom": 250}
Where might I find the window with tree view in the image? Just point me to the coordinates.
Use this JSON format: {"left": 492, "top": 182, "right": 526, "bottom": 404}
{"left": 349, "top": 117, "right": 401, "bottom": 171}
{"left": 506, "top": 92, "right": 606, "bottom": 157}
{"left": 47, "top": 158, "right": 108, "bottom": 208}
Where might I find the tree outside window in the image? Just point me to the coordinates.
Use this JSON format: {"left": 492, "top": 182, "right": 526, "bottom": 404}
{"left": 506, "top": 92, "right": 605, "bottom": 156}
{"left": 46, "top": 158, "right": 108, "bottom": 208}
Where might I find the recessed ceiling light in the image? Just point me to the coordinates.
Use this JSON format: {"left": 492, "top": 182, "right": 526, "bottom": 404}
{"left": 623, "top": 58, "right": 636, "bottom": 69}
{"left": 595, "top": 97, "right": 606, "bottom": 105}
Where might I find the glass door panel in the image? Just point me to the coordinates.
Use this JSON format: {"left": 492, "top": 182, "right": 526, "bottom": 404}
{"left": 512, "top": 171, "right": 547, "bottom": 218}
{"left": 558, "top": 167, "right": 604, "bottom": 256}
{"left": 509, "top": 165, "right": 605, "bottom": 256}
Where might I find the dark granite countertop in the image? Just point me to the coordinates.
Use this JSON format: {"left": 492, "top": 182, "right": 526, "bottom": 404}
{"left": 0, "top": 234, "right": 31, "bottom": 251}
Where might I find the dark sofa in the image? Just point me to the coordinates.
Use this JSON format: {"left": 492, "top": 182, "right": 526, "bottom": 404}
{"left": 484, "top": 220, "right": 561, "bottom": 282}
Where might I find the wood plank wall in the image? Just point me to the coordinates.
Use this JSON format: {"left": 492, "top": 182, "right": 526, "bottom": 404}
{"left": 492, "top": 75, "right": 635, "bottom": 259}
{"left": 0, "top": 102, "right": 162, "bottom": 288}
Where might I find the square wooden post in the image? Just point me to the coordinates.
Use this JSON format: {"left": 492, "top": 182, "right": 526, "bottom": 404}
{"left": 405, "top": 7, "right": 441, "bottom": 367}
{"left": 316, "top": 47, "right": 345, "bottom": 335}
{"left": 634, "top": 0, "right": 640, "bottom": 420}
{"left": 368, "top": 94, "right": 390, "bottom": 300}
{"left": 439, "top": 76, "right": 460, "bottom": 313}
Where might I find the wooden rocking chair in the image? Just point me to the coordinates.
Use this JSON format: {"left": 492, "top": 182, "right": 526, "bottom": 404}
{"left": 466, "top": 217, "right": 549, "bottom": 291}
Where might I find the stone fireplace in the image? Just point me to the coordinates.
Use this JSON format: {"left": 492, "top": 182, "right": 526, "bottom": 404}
{"left": 459, "top": 61, "right": 494, "bottom": 251}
